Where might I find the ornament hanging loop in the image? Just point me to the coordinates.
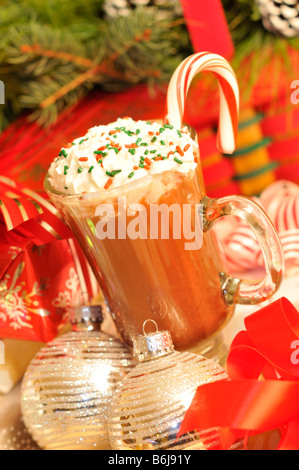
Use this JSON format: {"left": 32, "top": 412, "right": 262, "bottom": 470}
{"left": 133, "top": 319, "right": 175, "bottom": 362}
{"left": 142, "top": 319, "right": 159, "bottom": 336}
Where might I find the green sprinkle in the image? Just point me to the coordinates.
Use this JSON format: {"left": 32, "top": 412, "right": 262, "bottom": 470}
{"left": 135, "top": 137, "right": 142, "bottom": 145}
{"left": 88, "top": 166, "right": 95, "bottom": 173}
{"left": 136, "top": 129, "right": 141, "bottom": 135}
{"left": 106, "top": 170, "right": 122, "bottom": 177}
{"left": 151, "top": 136, "right": 157, "bottom": 143}
{"left": 97, "top": 159, "right": 102, "bottom": 164}
{"left": 144, "top": 149, "right": 149, "bottom": 155}
{"left": 59, "top": 149, "right": 68, "bottom": 158}
{"left": 77, "top": 167, "right": 83, "bottom": 173}
{"left": 140, "top": 156, "right": 145, "bottom": 162}
{"left": 174, "top": 157, "right": 183, "bottom": 164}
{"left": 79, "top": 138, "right": 88, "bottom": 144}
{"left": 159, "top": 127, "right": 166, "bottom": 133}
{"left": 139, "top": 163, "right": 145, "bottom": 168}
{"left": 128, "top": 172, "right": 135, "bottom": 178}
{"left": 64, "top": 165, "right": 68, "bottom": 175}
{"left": 140, "top": 142, "right": 148, "bottom": 146}
{"left": 160, "top": 140, "right": 166, "bottom": 145}
{"left": 163, "top": 124, "right": 174, "bottom": 129}
{"left": 64, "top": 186, "right": 68, "bottom": 190}
{"left": 94, "top": 151, "right": 108, "bottom": 157}
{"left": 150, "top": 150, "right": 157, "bottom": 154}
{"left": 129, "top": 148, "right": 136, "bottom": 155}
{"left": 177, "top": 130, "right": 182, "bottom": 138}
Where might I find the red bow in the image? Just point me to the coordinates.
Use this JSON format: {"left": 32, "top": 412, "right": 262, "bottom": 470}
{"left": 179, "top": 297, "right": 299, "bottom": 450}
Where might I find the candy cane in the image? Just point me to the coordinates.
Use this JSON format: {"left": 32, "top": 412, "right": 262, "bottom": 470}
{"left": 165, "top": 52, "right": 239, "bottom": 155}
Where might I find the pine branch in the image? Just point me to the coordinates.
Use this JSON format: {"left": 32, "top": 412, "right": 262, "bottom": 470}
{"left": 102, "top": 7, "right": 189, "bottom": 89}
{"left": 0, "top": 2, "right": 190, "bottom": 131}
{"left": 20, "top": 44, "right": 96, "bottom": 69}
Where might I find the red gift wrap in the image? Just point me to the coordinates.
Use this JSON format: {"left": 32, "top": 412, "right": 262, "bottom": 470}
{"left": 0, "top": 177, "right": 98, "bottom": 343}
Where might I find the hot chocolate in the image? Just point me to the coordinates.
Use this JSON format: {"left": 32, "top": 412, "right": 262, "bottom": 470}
{"left": 47, "top": 118, "right": 232, "bottom": 350}
{"left": 46, "top": 52, "right": 283, "bottom": 359}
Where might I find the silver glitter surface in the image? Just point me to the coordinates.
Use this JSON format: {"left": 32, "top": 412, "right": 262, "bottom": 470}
{"left": 21, "top": 331, "right": 136, "bottom": 450}
{"left": 108, "top": 351, "right": 229, "bottom": 450}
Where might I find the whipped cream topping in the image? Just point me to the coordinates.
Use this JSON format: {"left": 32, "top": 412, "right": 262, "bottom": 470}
{"left": 48, "top": 118, "right": 198, "bottom": 195}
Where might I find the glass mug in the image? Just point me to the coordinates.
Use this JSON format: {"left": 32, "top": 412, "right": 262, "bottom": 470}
{"left": 45, "top": 124, "right": 284, "bottom": 361}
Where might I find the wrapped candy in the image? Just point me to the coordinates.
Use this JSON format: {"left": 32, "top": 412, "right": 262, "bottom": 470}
{"left": 219, "top": 180, "right": 299, "bottom": 275}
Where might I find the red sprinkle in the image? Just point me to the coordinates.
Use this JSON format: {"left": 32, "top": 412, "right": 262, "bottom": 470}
{"left": 66, "top": 143, "right": 73, "bottom": 148}
{"left": 176, "top": 146, "right": 184, "bottom": 157}
{"left": 109, "top": 130, "right": 120, "bottom": 135}
{"left": 125, "top": 144, "right": 138, "bottom": 149}
{"left": 148, "top": 131, "right": 155, "bottom": 136}
{"left": 144, "top": 157, "right": 152, "bottom": 166}
{"left": 194, "top": 157, "right": 198, "bottom": 163}
{"left": 144, "top": 164, "right": 151, "bottom": 170}
{"left": 97, "top": 146, "right": 107, "bottom": 151}
{"left": 184, "top": 144, "right": 191, "bottom": 152}
{"left": 133, "top": 165, "right": 139, "bottom": 170}
{"left": 79, "top": 157, "right": 88, "bottom": 162}
{"left": 167, "top": 151, "right": 174, "bottom": 157}
{"left": 104, "top": 178, "right": 113, "bottom": 190}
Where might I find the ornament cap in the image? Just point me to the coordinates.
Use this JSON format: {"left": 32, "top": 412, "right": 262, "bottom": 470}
{"left": 132, "top": 320, "right": 174, "bottom": 362}
{"left": 70, "top": 304, "right": 104, "bottom": 332}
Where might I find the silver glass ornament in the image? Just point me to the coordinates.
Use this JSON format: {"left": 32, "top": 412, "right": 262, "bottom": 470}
{"left": 21, "top": 304, "right": 136, "bottom": 450}
{"left": 108, "top": 320, "right": 229, "bottom": 451}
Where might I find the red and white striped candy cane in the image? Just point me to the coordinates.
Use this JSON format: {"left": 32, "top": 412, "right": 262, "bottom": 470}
{"left": 165, "top": 52, "right": 239, "bottom": 155}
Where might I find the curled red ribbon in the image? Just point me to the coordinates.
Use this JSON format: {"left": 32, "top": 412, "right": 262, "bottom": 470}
{"left": 179, "top": 298, "right": 299, "bottom": 450}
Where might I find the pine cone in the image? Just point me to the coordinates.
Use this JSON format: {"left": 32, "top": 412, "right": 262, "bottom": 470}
{"left": 103, "top": 0, "right": 182, "bottom": 20}
{"left": 257, "top": 0, "right": 299, "bottom": 37}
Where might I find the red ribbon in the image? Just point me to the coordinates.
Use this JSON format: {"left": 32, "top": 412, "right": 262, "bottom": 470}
{"left": 179, "top": 298, "right": 299, "bottom": 450}
{"left": 0, "top": 176, "right": 72, "bottom": 244}
{"left": 179, "top": 0, "right": 234, "bottom": 58}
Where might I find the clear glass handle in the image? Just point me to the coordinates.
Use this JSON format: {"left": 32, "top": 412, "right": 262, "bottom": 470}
{"left": 201, "top": 195, "right": 284, "bottom": 306}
